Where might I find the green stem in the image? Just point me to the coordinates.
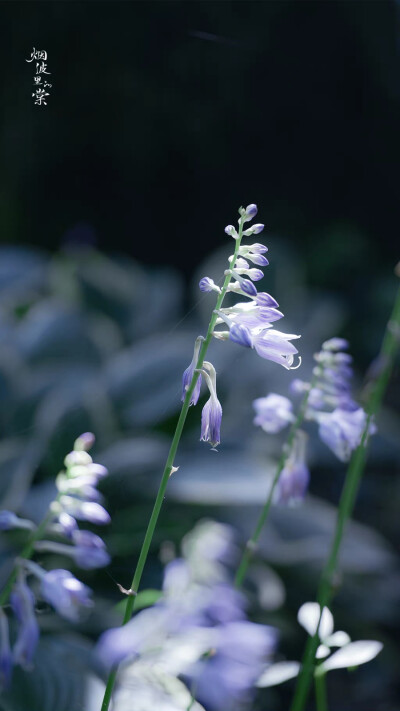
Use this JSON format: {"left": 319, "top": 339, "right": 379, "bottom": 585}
{"left": 290, "top": 281, "right": 400, "bottom": 711}
{"left": 314, "top": 672, "right": 329, "bottom": 711}
{"left": 235, "top": 376, "right": 315, "bottom": 588}
{"left": 100, "top": 218, "right": 246, "bottom": 711}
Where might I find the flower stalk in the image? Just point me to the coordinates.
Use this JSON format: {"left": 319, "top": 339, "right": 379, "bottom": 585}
{"left": 234, "top": 375, "right": 316, "bottom": 588}
{"left": 99, "top": 211, "right": 248, "bottom": 711}
{"left": 289, "top": 279, "right": 400, "bottom": 711}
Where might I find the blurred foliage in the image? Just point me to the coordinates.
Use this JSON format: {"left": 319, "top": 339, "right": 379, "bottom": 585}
{"left": 0, "top": 241, "right": 399, "bottom": 709}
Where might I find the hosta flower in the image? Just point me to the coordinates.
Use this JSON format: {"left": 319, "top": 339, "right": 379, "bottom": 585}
{"left": 57, "top": 496, "right": 111, "bottom": 525}
{"left": 252, "top": 328, "right": 301, "bottom": 369}
{"left": 253, "top": 393, "right": 294, "bottom": 433}
{"left": 193, "top": 620, "right": 276, "bottom": 711}
{"left": 318, "top": 407, "right": 374, "bottom": 462}
{"left": 71, "top": 530, "right": 110, "bottom": 569}
{"left": 40, "top": 569, "right": 93, "bottom": 621}
{"left": 199, "top": 277, "right": 221, "bottom": 293}
{"left": 10, "top": 576, "right": 39, "bottom": 669}
{"left": 259, "top": 337, "right": 376, "bottom": 464}
{"left": 276, "top": 431, "right": 310, "bottom": 505}
{"left": 199, "top": 363, "right": 222, "bottom": 450}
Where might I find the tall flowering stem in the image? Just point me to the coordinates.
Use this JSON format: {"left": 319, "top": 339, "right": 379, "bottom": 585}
{"left": 234, "top": 377, "right": 315, "bottom": 588}
{"left": 290, "top": 280, "right": 400, "bottom": 711}
{"left": 100, "top": 213, "right": 248, "bottom": 711}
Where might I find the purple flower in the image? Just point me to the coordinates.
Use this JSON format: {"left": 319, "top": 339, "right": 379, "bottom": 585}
{"left": 200, "top": 364, "right": 223, "bottom": 449}
{"left": 10, "top": 577, "right": 39, "bottom": 669}
{"left": 224, "top": 225, "right": 238, "bottom": 238}
{"left": 246, "top": 243, "right": 268, "bottom": 254}
{"left": 58, "top": 512, "right": 78, "bottom": 538}
{"left": 0, "top": 609, "right": 12, "bottom": 689}
{"left": 318, "top": 407, "right": 371, "bottom": 462}
{"left": 58, "top": 497, "right": 111, "bottom": 525}
{"left": 193, "top": 620, "right": 276, "bottom": 711}
{"left": 253, "top": 393, "right": 294, "bottom": 433}
{"left": 252, "top": 329, "right": 301, "bottom": 369}
{"left": 181, "top": 336, "right": 204, "bottom": 406}
{"left": 247, "top": 268, "right": 264, "bottom": 281}
{"left": 40, "top": 569, "right": 93, "bottom": 621}
{"left": 97, "top": 607, "right": 167, "bottom": 671}
{"left": 276, "top": 461, "right": 309, "bottom": 505}
{"left": 228, "top": 303, "right": 283, "bottom": 329}
{"left": 276, "top": 430, "right": 309, "bottom": 505}
{"left": 246, "top": 252, "right": 269, "bottom": 266}
{"left": 238, "top": 278, "right": 258, "bottom": 297}
{"left": 71, "top": 530, "right": 110, "bottom": 569}
{"left": 242, "top": 204, "right": 258, "bottom": 222}
{"left": 0, "top": 511, "right": 34, "bottom": 531}
{"left": 255, "top": 292, "right": 279, "bottom": 308}
{"left": 199, "top": 277, "right": 220, "bottom": 293}
{"left": 229, "top": 324, "right": 253, "bottom": 348}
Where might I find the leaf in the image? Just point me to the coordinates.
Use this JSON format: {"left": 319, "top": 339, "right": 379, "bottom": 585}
{"left": 257, "top": 661, "right": 301, "bottom": 687}
{"left": 0, "top": 634, "right": 91, "bottom": 711}
{"left": 318, "top": 640, "right": 383, "bottom": 674}
{"left": 324, "top": 630, "right": 351, "bottom": 648}
{"left": 297, "top": 602, "right": 334, "bottom": 640}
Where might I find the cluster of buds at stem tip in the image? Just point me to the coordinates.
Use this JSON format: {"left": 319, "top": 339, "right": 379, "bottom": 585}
{"left": 0, "top": 434, "right": 110, "bottom": 689}
{"left": 183, "top": 204, "right": 302, "bottom": 449}
{"left": 201, "top": 203, "right": 301, "bottom": 370}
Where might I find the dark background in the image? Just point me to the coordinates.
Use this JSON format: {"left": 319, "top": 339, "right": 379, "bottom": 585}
{"left": 0, "top": 3, "right": 400, "bottom": 711}
{"left": 0, "top": 0, "right": 399, "bottom": 278}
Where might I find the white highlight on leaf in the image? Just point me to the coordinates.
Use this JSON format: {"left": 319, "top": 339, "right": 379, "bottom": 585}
{"left": 316, "top": 644, "right": 331, "bottom": 659}
{"left": 297, "top": 602, "right": 334, "bottom": 640}
{"left": 257, "top": 661, "right": 301, "bottom": 687}
{"left": 318, "top": 641, "right": 383, "bottom": 674}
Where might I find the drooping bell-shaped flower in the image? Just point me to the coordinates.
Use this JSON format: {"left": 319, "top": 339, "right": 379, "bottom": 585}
{"left": 276, "top": 430, "right": 309, "bottom": 505}
{"left": 199, "top": 362, "right": 223, "bottom": 450}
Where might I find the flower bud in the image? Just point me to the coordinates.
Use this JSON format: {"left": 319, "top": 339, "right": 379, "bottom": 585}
{"left": 255, "top": 292, "right": 279, "bottom": 308}
{"left": 224, "top": 225, "right": 238, "bottom": 239}
{"left": 247, "top": 268, "right": 264, "bottom": 282}
{"left": 243, "top": 223, "right": 264, "bottom": 236}
{"left": 74, "top": 432, "right": 95, "bottom": 452}
{"left": 240, "top": 279, "right": 258, "bottom": 297}
{"left": 247, "top": 253, "right": 269, "bottom": 267}
{"left": 243, "top": 204, "right": 258, "bottom": 222}
{"left": 229, "top": 324, "right": 253, "bottom": 348}
{"left": 199, "top": 277, "right": 220, "bottom": 293}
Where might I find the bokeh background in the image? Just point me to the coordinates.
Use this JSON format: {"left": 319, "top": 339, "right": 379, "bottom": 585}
{"left": 0, "top": 2, "right": 399, "bottom": 710}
